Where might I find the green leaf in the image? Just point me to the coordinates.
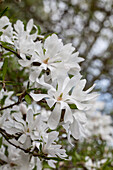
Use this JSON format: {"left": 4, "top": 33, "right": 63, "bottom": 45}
{"left": 37, "top": 25, "right": 41, "bottom": 34}
{"left": 32, "top": 166, "right": 37, "bottom": 170}
{"left": 2, "top": 58, "right": 8, "bottom": 81}
{"left": 25, "top": 94, "right": 32, "bottom": 104}
{"left": 69, "top": 104, "right": 77, "bottom": 109}
{"left": 0, "top": 7, "right": 8, "bottom": 18}
{"left": 0, "top": 95, "right": 8, "bottom": 106}
{"left": 0, "top": 137, "right": 2, "bottom": 148}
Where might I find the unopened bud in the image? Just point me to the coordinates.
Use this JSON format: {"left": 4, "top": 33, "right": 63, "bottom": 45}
{"left": 19, "top": 103, "right": 27, "bottom": 115}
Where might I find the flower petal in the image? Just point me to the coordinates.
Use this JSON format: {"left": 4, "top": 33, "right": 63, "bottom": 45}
{"left": 48, "top": 103, "right": 61, "bottom": 129}
{"left": 30, "top": 93, "right": 49, "bottom": 102}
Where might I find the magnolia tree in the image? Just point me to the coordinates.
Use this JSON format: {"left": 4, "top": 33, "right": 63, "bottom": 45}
{"left": 0, "top": 16, "right": 113, "bottom": 170}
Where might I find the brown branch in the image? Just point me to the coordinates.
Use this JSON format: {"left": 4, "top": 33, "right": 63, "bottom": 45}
{"left": 0, "top": 44, "right": 22, "bottom": 59}
{"left": 0, "top": 101, "right": 20, "bottom": 111}
{"left": 0, "top": 128, "right": 64, "bottom": 161}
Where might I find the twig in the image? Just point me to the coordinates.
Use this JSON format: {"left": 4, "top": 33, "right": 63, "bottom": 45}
{"left": 0, "top": 128, "right": 64, "bottom": 161}
{"left": 0, "top": 101, "right": 20, "bottom": 111}
{"left": 0, "top": 44, "right": 21, "bottom": 59}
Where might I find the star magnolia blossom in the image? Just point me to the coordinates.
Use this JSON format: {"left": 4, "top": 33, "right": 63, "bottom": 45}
{"left": 29, "top": 34, "right": 83, "bottom": 82}
{"left": 42, "top": 131, "right": 67, "bottom": 168}
{"left": 30, "top": 75, "right": 98, "bottom": 130}
{"left": 1, "top": 16, "right": 110, "bottom": 170}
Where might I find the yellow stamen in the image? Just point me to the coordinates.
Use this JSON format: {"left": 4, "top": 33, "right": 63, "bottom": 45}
{"left": 43, "top": 58, "right": 49, "bottom": 64}
{"left": 57, "top": 93, "right": 63, "bottom": 101}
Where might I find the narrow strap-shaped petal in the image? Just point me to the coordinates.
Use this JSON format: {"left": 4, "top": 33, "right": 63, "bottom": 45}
{"left": 30, "top": 93, "right": 49, "bottom": 101}
{"left": 48, "top": 103, "right": 61, "bottom": 129}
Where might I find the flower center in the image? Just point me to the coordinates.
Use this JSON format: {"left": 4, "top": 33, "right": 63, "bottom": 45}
{"left": 57, "top": 93, "right": 63, "bottom": 101}
{"left": 43, "top": 58, "right": 49, "bottom": 64}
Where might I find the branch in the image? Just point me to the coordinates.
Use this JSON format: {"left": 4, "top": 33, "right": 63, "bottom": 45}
{"left": 0, "top": 128, "right": 64, "bottom": 161}
{"left": 0, "top": 44, "right": 22, "bottom": 59}
{"left": 0, "top": 101, "right": 20, "bottom": 111}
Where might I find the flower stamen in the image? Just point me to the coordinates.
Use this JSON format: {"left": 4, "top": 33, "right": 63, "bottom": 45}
{"left": 43, "top": 58, "right": 49, "bottom": 64}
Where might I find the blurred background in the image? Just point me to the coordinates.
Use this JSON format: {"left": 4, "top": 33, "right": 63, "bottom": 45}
{"left": 0, "top": 0, "right": 113, "bottom": 115}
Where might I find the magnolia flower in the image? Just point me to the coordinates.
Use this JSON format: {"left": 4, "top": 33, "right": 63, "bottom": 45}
{"left": 85, "top": 156, "right": 107, "bottom": 170}
{"left": 63, "top": 110, "right": 87, "bottom": 145}
{"left": 42, "top": 131, "right": 67, "bottom": 168}
{"left": 30, "top": 75, "right": 98, "bottom": 129}
{"left": 0, "top": 89, "right": 14, "bottom": 108}
{"left": 0, "top": 144, "right": 35, "bottom": 170}
{"left": 0, "top": 16, "right": 14, "bottom": 44}
{"left": 0, "top": 16, "right": 10, "bottom": 31}
{"left": 3, "top": 107, "right": 48, "bottom": 147}
{"left": 29, "top": 34, "right": 84, "bottom": 82}
{"left": 13, "top": 19, "right": 38, "bottom": 66}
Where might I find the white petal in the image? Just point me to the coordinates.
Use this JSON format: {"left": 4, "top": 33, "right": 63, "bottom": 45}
{"left": 30, "top": 93, "right": 49, "bottom": 101}
{"left": 18, "top": 59, "right": 32, "bottom": 67}
{"left": 27, "top": 19, "right": 33, "bottom": 33}
{"left": 64, "top": 104, "right": 73, "bottom": 123}
{"left": 70, "top": 118, "right": 80, "bottom": 139}
{"left": 46, "top": 98, "right": 56, "bottom": 108}
{"left": 46, "top": 131, "right": 59, "bottom": 148}
{"left": 26, "top": 109, "right": 33, "bottom": 126}
{"left": 18, "top": 134, "right": 27, "bottom": 143}
{"left": 48, "top": 103, "right": 61, "bottom": 129}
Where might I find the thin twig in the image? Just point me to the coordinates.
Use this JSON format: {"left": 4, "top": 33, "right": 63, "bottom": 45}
{"left": 0, "top": 44, "right": 21, "bottom": 59}
{"left": 0, "top": 101, "right": 20, "bottom": 111}
{"left": 0, "top": 128, "right": 64, "bottom": 161}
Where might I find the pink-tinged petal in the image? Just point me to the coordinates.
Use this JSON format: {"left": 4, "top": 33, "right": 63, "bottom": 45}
{"left": 30, "top": 93, "right": 49, "bottom": 101}
{"left": 70, "top": 118, "right": 80, "bottom": 140}
{"left": 26, "top": 19, "right": 33, "bottom": 33}
{"left": 48, "top": 103, "right": 61, "bottom": 129}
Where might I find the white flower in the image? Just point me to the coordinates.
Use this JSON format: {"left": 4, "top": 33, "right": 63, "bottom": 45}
{"left": 85, "top": 156, "right": 107, "bottom": 170}
{"left": 0, "top": 89, "right": 14, "bottom": 108}
{"left": 13, "top": 19, "right": 38, "bottom": 66}
{"left": 85, "top": 100, "right": 113, "bottom": 146}
{"left": 42, "top": 131, "right": 67, "bottom": 168}
{"left": 30, "top": 75, "right": 98, "bottom": 129}
{"left": 63, "top": 110, "right": 87, "bottom": 144}
{"left": 3, "top": 107, "right": 48, "bottom": 147}
{"left": 0, "top": 16, "right": 10, "bottom": 31}
{"left": 29, "top": 34, "right": 84, "bottom": 82}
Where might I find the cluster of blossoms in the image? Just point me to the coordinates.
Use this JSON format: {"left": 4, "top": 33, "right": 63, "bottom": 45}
{"left": 0, "top": 16, "right": 112, "bottom": 169}
{"left": 86, "top": 101, "right": 113, "bottom": 146}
